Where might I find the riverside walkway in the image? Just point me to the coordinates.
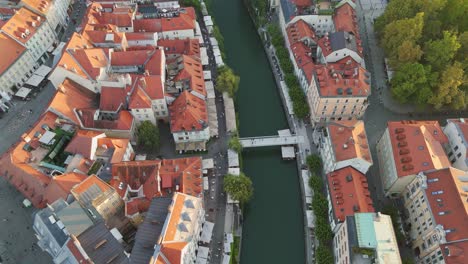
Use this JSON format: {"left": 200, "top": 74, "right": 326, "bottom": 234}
{"left": 239, "top": 130, "right": 304, "bottom": 148}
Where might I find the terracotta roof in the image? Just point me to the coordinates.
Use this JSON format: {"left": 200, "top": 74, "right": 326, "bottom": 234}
{"left": 47, "top": 79, "right": 97, "bottom": 125}
{"left": 160, "top": 242, "right": 186, "bottom": 264}
{"left": 133, "top": 12, "right": 194, "bottom": 33}
{"left": 0, "top": 32, "right": 26, "bottom": 75}
{"left": 157, "top": 38, "right": 200, "bottom": 57}
{"left": 64, "top": 130, "right": 104, "bottom": 159}
{"left": 110, "top": 48, "right": 164, "bottom": 75}
{"left": 441, "top": 240, "right": 468, "bottom": 264}
{"left": 387, "top": 121, "right": 450, "bottom": 178}
{"left": 125, "top": 32, "right": 155, "bottom": 41}
{"left": 64, "top": 32, "right": 94, "bottom": 52}
{"left": 82, "top": 24, "right": 126, "bottom": 46}
{"left": 57, "top": 48, "right": 109, "bottom": 80}
{"left": 313, "top": 57, "right": 370, "bottom": 97}
{"left": 327, "top": 166, "right": 375, "bottom": 222}
{"left": 129, "top": 86, "right": 152, "bottom": 109}
{"left": 44, "top": 173, "right": 87, "bottom": 205}
{"left": 21, "top": 0, "right": 52, "bottom": 15}
{"left": 78, "top": 109, "right": 134, "bottom": 131}
{"left": 286, "top": 19, "right": 317, "bottom": 46}
{"left": 110, "top": 160, "right": 161, "bottom": 198}
{"left": 159, "top": 157, "right": 202, "bottom": 197}
{"left": 67, "top": 239, "right": 88, "bottom": 264}
{"left": 333, "top": 2, "right": 360, "bottom": 37}
{"left": 100, "top": 86, "right": 128, "bottom": 112}
{"left": 1, "top": 7, "right": 44, "bottom": 44}
{"left": 97, "top": 137, "right": 131, "bottom": 164}
{"left": 169, "top": 91, "right": 207, "bottom": 133}
{"left": 71, "top": 174, "right": 111, "bottom": 197}
{"left": 171, "top": 55, "right": 205, "bottom": 96}
{"left": 133, "top": 18, "right": 162, "bottom": 32}
{"left": 327, "top": 120, "right": 372, "bottom": 163}
{"left": 424, "top": 167, "right": 468, "bottom": 242}
{"left": 84, "top": 3, "right": 133, "bottom": 28}
{"left": 291, "top": 0, "right": 313, "bottom": 7}
{"left": 140, "top": 75, "right": 164, "bottom": 100}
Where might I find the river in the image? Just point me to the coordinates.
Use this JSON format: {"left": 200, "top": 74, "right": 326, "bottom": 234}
{"left": 210, "top": 1, "right": 306, "bottom": 263}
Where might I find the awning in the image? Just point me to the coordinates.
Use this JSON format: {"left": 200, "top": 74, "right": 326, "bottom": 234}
{"left": 26, "top": 74, "right": 45, "bottom": 87}
{"left": 203, "top": 70, "right": 212, "bottom": 80}
{"left": 15, "top": 87, "right": 32, "bottom": 98}
{"left": 34, "top": 65, "right": 52, "bottom": 77}
{"left": 200, "top": 221, "right": 214, "bottom": 243}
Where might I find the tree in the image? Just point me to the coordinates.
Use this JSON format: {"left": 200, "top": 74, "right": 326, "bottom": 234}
{"left": 137, "top": 121, "right": 160, "bottom": 151}
{"left": 216, "top": 66, "right": 240, "bottom": 97}
{"left": 316, "top": 245, "right": 334, "bottom": 264}
{"left": 374, "top": 0, "right": 422, "bottom": 32}
{"left": 394, "top": 40, "right": 423, "bottom": 65}
{"left": 429, "top": 62, "right": 466, "bottom": 109}
{"left": 306, "top": 154, "right": 322, "bottom": 172}
{"left": 312, "top": 193, "right": 329, "bottom": 219}
{"left": 228, "top": 136, "right": 243, "bottom": 153}
{"left": 315, "top": 216, "right": 333, "bottom": 243}
{"left": 308, "top": 175, "right": 323, "bottom": 191}
{"left": 381, "top": 12, "right": 424, "bottom": 62}
{"left": 224, "top": 173, "right": 254, "bottom": 204}
{"left": 424, "top": 31, "right": 461, "bottom": 71}
{"left": 391, "top": 63, "right": 427, "bottom": 103}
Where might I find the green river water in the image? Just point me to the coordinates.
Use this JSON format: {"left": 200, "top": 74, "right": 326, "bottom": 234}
{"left": 210, "top": 1, "right": 306, "bottom": 263}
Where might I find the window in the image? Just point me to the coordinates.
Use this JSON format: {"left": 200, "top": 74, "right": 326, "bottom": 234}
{"left": 457, "top": 153, "right": 462, "bottom": 158}
{"left": 427, "top": 178, "right": 439, "bottom": 183}
{"left": 455, "top": 146, "right": 459, "bottom": 151}
{"left": 431, "top": 190, "right": 443, "bottom": 195}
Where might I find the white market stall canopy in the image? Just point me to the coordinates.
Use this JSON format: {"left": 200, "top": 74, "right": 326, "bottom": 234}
{"left": 222, "top": 254, "right": 230, "bottom": 264}
{"left": 200, "top": 47, "right": 209, "bottom": 65}
{"left": 200, "top": 221, "right": 214, "bottom": 243}
{"left": 26, "top": 74, "right": 45, "bottom": 87}
{"left": 15, "top": 87, "right": 32, "bottom": 98}
{"left": 203, "top": 16, "right": 213, "bottom": 27}
{"left": 209, "top": 37, "right": 218, "bottom": 47}
{"left": 34, "top": 65, "right": 52, "bottom": 77}
{"left": 39, "top": 130, "right": 56, "bottom": 145}
{"left": 203, "top": 70, "right": 212, "bottom": 80}
{"left": 203, "top": 177, "right": 209, "bottom": 191}
{"left": 202, "top": 158, "right": 214, "bottom": 169}
{"left": 228, "top": 167, "right": 240, "bottom": 176}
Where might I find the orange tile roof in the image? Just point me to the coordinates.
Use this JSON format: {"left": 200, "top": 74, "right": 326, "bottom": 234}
{"left": 160, "top": 13, "right": 195, "bottom": 31}
{"left": 162, "top": 193, "right": 186, "bottom": 241}
{"left": 133, "top": 18, "right": 162, "bottom": 32}
{"left": 97, "top": 137, "right": 131, "bottom": 164}
{"left": 160, "top": 157, "right": 202, "bottom": 197}
{"left": 47, "top": 79, "right": 97, "bottom": 125}
{"left": 110, "top": 48, "right": 164, "bottom": 75}
{"left": 169, "top": 91, "right": 207, "bottom": 133}
{"left": 64, "top": 130, "right": 104, "bottom": 159}
{"left": 21, "top": 0, "right": 52, "bottom": 15}
{"left": 65, "top": 33, "right": 94, "bottom": 51}
{"left": 67, "top": 48, "right": 109, "bottom": 79}
{"left": 327, "top": 166, "right": 375, "bottom": 222}
{"left": 171, "top": 55, "right": 205, "bottom": 96}
{"left": 291, "top": 0, "right": 313, "bottom": 7}
{"left": 313, "top": 57, "right": 370, "bottom": 97}
{"left": 110, "top": 160, "right": 161, "bottom": 198}
{"left": 441, "top": 240, "right": 468, "bottom": 264}
{"left": 84, "top": 3, "right": 133, "bottom": 28}
{"left": 82, "top": 24, "right": 126, "bottom": 46}
{"left": 160, "top": 242, "right": 187, "bottom": 264}
{"left": 387, "top": 121, "right": 450, "bottom": 178}
{"left": 100, "top": 86, "right": 128, "bottom": 112}
{"left": 157, "top": 38, "right": 200, "bottom": 57}
{"left": 129, "top": 86, "right": 152, "bottom": 109}
{"left": 125, "top": 32, "right": 155, "bottom": 41}
{"left": 71, "top": 174, "right": 112, "bottom": 197}
{"left": 0, "top": 32, "right": 26, "bottom": 75}
{"left": 327, "top": 120, "right": 372, "bottom": 163}
{"left": 78, "top": 109, "right": 134, "bottom": 131}
{"left": 424, "top": 167, "right": 468, "bottom": 242}
{"left": 286, "top": 19, "right": 317, "bottom": 45}
{"left": 1, "top": 7, "right": 44, "bottom": 44}
{"left": 44, "top": 172, "right": 87, "bottom": 205}
{"left": 140, "top": 75, "right": 164, "bottom": 100}
{"left": 333, "top": 2, "right": 360, "bottom": 37}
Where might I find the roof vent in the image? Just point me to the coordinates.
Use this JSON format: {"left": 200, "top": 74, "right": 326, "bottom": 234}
{"left": 346, "top": 174, "right": 353, "bottom": 182}
{"left": 398, "top": 141, "right": 408, "bottom": 147}
{"left": 401, "top": 157, "right": 412, "bottom": 163}
{"left": 396, "top": 134, "right": 406, "bottom": 140}
{"left": 402, "top": 164, "right": 414, "bottom": 171}
{"left": 353, "top": 205, "right": 360, "bottom": 212}
{"left": 343, "top": 144, "right": 348, "bottom": 149}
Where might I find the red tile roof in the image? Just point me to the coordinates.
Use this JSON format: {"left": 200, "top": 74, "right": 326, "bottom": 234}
{"left": 286, "top": 19, "right": 317, "bottom": 46}
{"left": 78, "top": 109, "right": 134, "bottom": 131}
{"left": 64, "top": 130, "right": 104, "bottom": 159}
{"left": 44, "top": 173, "right": 87, "bottom": 204}
{"left": 110, "top": 48, "right": 164, "bottom": 75}
{"left": 100, "top": 86, "right": 128, "bottom": 112}
{"left": 129, "top": 86, "right": 152, "bottom": 109}
{"left": 84, "top": 3, "right": 133, "bottom": 28}
{"left": 60, "top": 48, "right": 109, "bottom": 80}
{"left": 424, "top": 167, "right": 468, "bottom": 242}
{"left": 71, "top": 174, "right": 111, "bottom": 197}
{"left": 97, "top": 137, "right": 131, "bottom": 164}
{"left": 133, "top": 18, "right": 162, "bottom": 32}
{"left": 0, "top": 32, "right": 26, "bottom": 75}
{"left": 169, "top": 91, "right": 207, "bottom": 133}
{"left": 157, "top": 38, "right": 200, "bottom": 57}
{"left": 327, "top": 166, "right": 374, "bottom": 222}
{"left": 387, "top": 121, "right": 450, "bottom": 178}
{"left": 1, "top": 7, "right": 45, "bottom": 44}
{"left": 170, "top": 55, "right": 205, "bottom": 96}
{"left": 441, "top": 240, "right": 468, "bottom": 264}
{"left": 327, "top": 120, "right": 372, "bottom": 163}
{"left": 334, "top": 2, "right": 360, "bottom": 37}
{"left": 140, "top": 75, "right": 164, "bottom": 100}
{"left": 67, "top": 238, "right": 88, "bottom": 264}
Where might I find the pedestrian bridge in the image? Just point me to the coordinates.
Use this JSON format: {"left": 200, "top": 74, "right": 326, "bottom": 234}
{"left": 239, "top": 135, "right": 304, "bottom": 148}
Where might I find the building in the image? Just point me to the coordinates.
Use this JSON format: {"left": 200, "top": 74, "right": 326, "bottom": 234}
{"left": 443, "top": 118, "right": 468, "bottom": 171}
{"left": 319, "top": 120, "right": 372, "bottom": 174}
{"left": 326, "top": 166, "right": 374, "bottom": 232}
{"left": 376, "top": 121, "right": 450, "bottom": 197}
{"left": 334, "top": 212, "right": 402, "bottom": 264}
{"left": 149, "top": 192, "right": 205, "bottom": 264}
{"left": 110, "top": 157, "right": 203, "bottom": 217}
{"left": 169, "top": 90, "right": 209, "bottom": 152}
{"left": 401, "top": 167, "right": 468, "bottom": 263}
{"left": 20, "top": 0, "right": 71, "bottom": 38}
{"left": 33, "top": 199, "right": 94, "bottom": 264}
{"left": 71, "top": 175, "right": 124, "bottom": 224}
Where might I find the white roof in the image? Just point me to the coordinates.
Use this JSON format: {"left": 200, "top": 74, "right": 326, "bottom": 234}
{"left": 203, "top": 16, "right": 213, "bottom": 26}
{"left": 39, "top": 130, "right": 56, "bottom": 145}
{"left": 281, "top": 146, "right": 295, "bottom": 158}
{"left": 306, "top": 210, "right": 315, "bottom": 228}
{"left": 228, "top": 167, "right": 240, "bottom": 176}
{"left": 203, "top": 70, "right": 212, "bottom": 80}
{"left": 200, "top": 221, "right": 214, "bottom": 243}
{"left": 26, "top": 74, "right": 45, "bottom": 86}
{"left": 135, "top": 154, "right": 147, "bottom": 161}
{"left": 196, "top": 257, "right": 207, "bottom": 264}
{"left": 227, "top": 149, "right": 239, "bottom": 168}
{"left": 205, "top": 81, "right": 215, "bottom": 99}
{"left": 34, "top": 65, "right": 52, "bottom": 77}
{"left": 302, "top": 170, "right": 312, "bottom": 199}
{"left": 226, "top": 233, "right": 234, "bottom": 244}
{"left": 52, "top": 42, "right": 66, "bottom": 56}
{"left": 224, "top": 242, "right": 231, "bottom": 253}
{"left": 215, "top": 55, "right": 224, "bottom": 66}
{"left": 213, "top": 47, "right": 221, "bottom": 57}
{"left": 202, "top": 158, "right": 214, "bottom": 169}
{"left": 222, "top": 254, "right": 230, "bottom": 264}
{"left": 223, "top": 93, "right": 237, "bottom": 132}
{"left": 200, "top": 47, "right": 209, "bottom": 65}
{"left": 203, "top": 177, "right": 209, "bottom": 191}
{"left": 227, "top": 193, "right": 239, "bottom": 204}
{"left": 15, "top": 87, "right": 31, "bottom": 98}
{"left": 197, "top": 246, "right": 209, "bottom": 259}
{"left": 209, "top": 37, "right": 218, "bottom": 46}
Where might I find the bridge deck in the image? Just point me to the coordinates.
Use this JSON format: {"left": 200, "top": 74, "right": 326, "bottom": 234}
{"left": 239, "top": 135, "right": 304, "bottom": 148}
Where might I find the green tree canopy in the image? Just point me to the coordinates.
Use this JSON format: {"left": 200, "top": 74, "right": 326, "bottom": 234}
{"left": 315, "top": 216, "right": 333, "bottom": 244}
{"left": 228, "top": 136, "right": 243, "bottom": 153}
{"left": 308, "top": 175, "right": 323, "bottom": 191}
{"left": 394, "top": 40, "right": 423, "bottom": 66}
{"left": 137, "top": 121, "right": 160, "bottom": 151}
{"left": 429, "top": 62, "right": 466, "bottom": 109}
{"left": 381, "top": 12, "right": 424, "bottom": 62}
{"left": 216, "top": 66, "right": 240, "bottom": 97}
{"left": 316, "top": 245, "right": 334, "bottom": 264}
{"left": 224, "top": 173, "right": 254, "bottom": 204}
{"left": 424, "top": 31, "right": 461, "bottom": 71}
{"left": 312, "top": 192, "right": 329, "bottom": 219}
{"left": 306, "top": 154, "right": 322, "bottom": 172}
{"left": 391, "top": 63, "right": 428, "bottom": 103}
